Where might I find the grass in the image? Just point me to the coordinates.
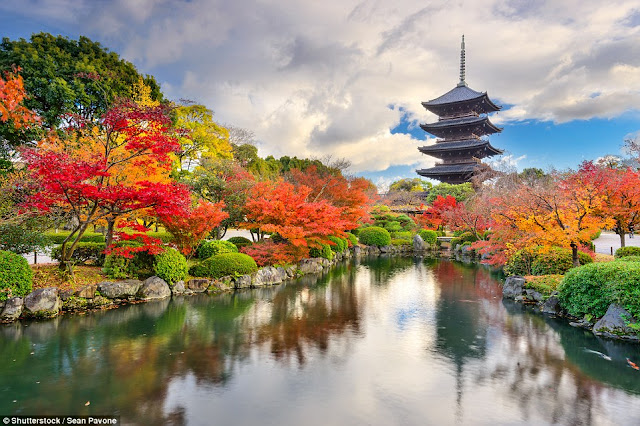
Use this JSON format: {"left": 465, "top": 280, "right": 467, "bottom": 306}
{"left": 31, "top": 264, "right": 107, "bottom": 292}
{"left": 524, "top": 274, "right": 563, "bottom": 295}
{"left": 594, "top": 253, "right": 615, "bottom": 263}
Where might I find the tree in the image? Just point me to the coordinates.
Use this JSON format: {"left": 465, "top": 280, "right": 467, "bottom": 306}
{"left": 23, "top": 100, "right": 190, "bottom": 271}
{"left": 425, "top": 182, "right": 474, "bottom": 204}
{"left": 0, "top": 33, "right": 163, "bottom": 145}
{"left": 159, "top": 200, "right": 228, "bottom": 256}
{"left": 172, "top": 104, "right": 232, "bottom": 174}
{"left": 389, "top": 178, "right": 431, "bottom": 192}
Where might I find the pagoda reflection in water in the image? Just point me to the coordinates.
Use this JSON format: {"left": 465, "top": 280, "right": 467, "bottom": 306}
{"left": 417, "top": 36, "right": 503, "bottom": 184}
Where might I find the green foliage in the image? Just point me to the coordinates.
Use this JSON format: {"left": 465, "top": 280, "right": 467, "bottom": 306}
{"left": 345, "top": 232, "right": 358, "bottom": 247}
{"left": 618, "top": 256, "right": 640, "bottom": 263}
{"left": 309, "top": 243, "right": 333, "bottom": 260}
{"left": 590, "top": 230, "right": 602, "bottom": 240}
{"left": 102, "top": 242, "right": 156, "bottom": 279}
{"left": 44, "top": 231, "right": 105, "bottom": 245}
{"left": 146, "top": 231, "right": 174, "bottom": 243}
{"left": 426, "top": 182, "right": 474, "bottom": 204}
{"left": 0, "top": 223, "right": 51, "bottom": 254}
{"left": 358, "top": 226, "right": 391, "bottom": 247}
{"left": 389, "top": 178, "right": 431, "bottom": 192}
{"left": 505, "top": 246, "right": 594, "bottom": 276}
{"left": 189, "top": 252, "right": 258, "bottom": 278}
{"left": 227, "top": 236, "right": 253, "bottom": 249}
{"left": 558, "top": 261, "right": 640, "bottom": 318}
{"left": 196, "top": 239, "right": 238, "bottom": 260}
{"left": 327, "top": 236, "right": 346, "bottom": 253}
{"left": 0, "top": 250, "right": 33, "bottom": 301}
{"left": 391, "top": 238, "right": 412, "bottom": 246}
{"left": 154, "top": 248, "right": 187, "bottom": 285}
{"left": 450, "top": 232, "right": 477, "bottom": 249}
{"left": 418, "top": 229, "right": 438, "bottom": 245}
{"left": 102, "top": 254, "right": 130, "bottom": 279}
{"left": 615, "top": 246, "right": 640, "bottom": 258}
{"left": 51, "top": 242, "right": 106, "bottom": 265}
{"left": 524, "top": 275, "right": 563, "bottom": 296}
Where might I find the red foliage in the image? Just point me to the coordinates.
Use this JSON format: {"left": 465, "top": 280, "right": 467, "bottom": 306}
{"left": 159, "top": 201, "right": 228, "bottom": 255}
{"left": 240, "top": 240, "right": 309, "bottom": 267}
{"left": 243, "top": 180, "right": 351, "bottom": 247}
{"left": 107, "top": 221, "right": 165, "bottom": 259}
{"left": 416, "top": 195, "right": 457, "bottom": 229}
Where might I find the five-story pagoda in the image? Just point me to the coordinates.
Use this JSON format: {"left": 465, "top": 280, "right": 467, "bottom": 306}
{"left": 417, "top": 36, "right": 503, "bottom": 184}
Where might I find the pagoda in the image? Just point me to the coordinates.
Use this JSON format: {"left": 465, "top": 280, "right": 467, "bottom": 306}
{"left": 416, "top": 36, "right": 503, "bottom": 184}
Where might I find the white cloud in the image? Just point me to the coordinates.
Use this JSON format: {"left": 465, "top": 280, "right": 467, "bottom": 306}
{"left": 3, "top": 0, "right": 640, "bottom": 175}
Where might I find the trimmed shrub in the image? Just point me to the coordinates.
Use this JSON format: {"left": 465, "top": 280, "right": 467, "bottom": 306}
{"left": 505, "top": 246, "right": 592, "bottom": 276}
{"left": 227, "top": 236, "right": 253, "bottom": 249}
{"left": 358, "top": 226, "right": 391, "bottom": 247}
{"left": 383, "top": 221, "right": 403, "bottom": 233}
{"left": 102, "top": 254, "right": 130, "bottom": 279}
{"left": 327, "top": 236, "right": 346, "bottom": 253}
{"left": 391, "top": 238, "right": 412, "bottom": 246}
{"left": 154, "top": 248, "right": 187, "bottom": 285}
{"left": 345, "top": 232, "right": 358, "bottom": 247}
{"left": 615, "top": 246, "right": 640, "bottom": 259}
{"left": 524, "top": 274, "right": 563, "bottom": 296}
{"left": 418, "top": 229, "right": 438, "bottom": 246}
{"left": 51, "top": 242, "right": 106, "bottom": 266}
{"left": 146, "top": 231, "right": 174, "bottom": 243}
{"left": 189, "top": 252, "right": 258, "bottom": 278}
{"left": 197, "top": 240, "right": 238, "bottom": 260}
{"left": 618, "top": 256, "right": 640, "bottom": 263}
{"left": 45, "top": 231, "right": 105, "bottom": 245}
{"left": 0, "top": 250, "right": 33, "bottom": 301}
{"left": 558, "top": 261, "right": 640, "bottom": 318}
{"left": 310, "top": 243, "right": 333, "bottom": 260}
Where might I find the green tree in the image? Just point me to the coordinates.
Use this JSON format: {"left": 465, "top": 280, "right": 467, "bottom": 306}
{"left": 426, "top": 182, "right": 474, "bottom": 204}
{"left": 389, "top": 178, "right": 431, "bottom": 192}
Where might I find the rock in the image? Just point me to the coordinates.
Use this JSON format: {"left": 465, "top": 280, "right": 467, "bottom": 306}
{"left": 253, "top": 266, "right": 287, "bottom": 287}
{"left": 59, "top": 289, "right": 74, "bottom": 301}
{"left": 187, "top": 278, "right": 210, "bottom": 293}
{"left": 24, "top": 288, "right": 62, "bottom": 318}
{"left": 284, "top": 265, "right": 297, "bottom": 279}
{"left": 98, "top": 280, "right": 142, "bottom": 299}
{"left": 63, "top": 296, "right": 88, "bottom": 311}
{"left": 502, "top": 276, "right": 526, "bottom": 299}
{"left": 298, "top": 258, "right": 324, "bottom": 274}
{"left": 75, "top": 284, "right": 97, "bottom": 299}
{"left": 593, "top": 304, "right": 639, "bottom": 339}
{"left": 413, "top": 235, "right": 427, "bottom": 251}
{"left": 541, "top": 295, "right": 562, "bottom": 315}
{"left": 211, "top": 277, "right": 234, "bottom": 292}
{"left": 525, "top": 289, "right": 544, "bottom": 303}
{"left": 89, "top": 295, "right": 112, "bottom": 308}
{"left": 353, "top": 246, "right": 362, "bottom": 257}
{"left": 171, "top": 280, "right": 188, "bottom": 295}
{"left": 380, "top": 245, "right": 392, "bottom": 253}
{"left": 570, "top": 319, "right": 594, "bottom": 330}
{"left": 1, "top": 297, "right": 23, "bottom": 321}
{"left": 138, "top": 276, "right": 172, "bottom": 300}
{"left": 234, "top": 274, "right": 252, "bottom": 289}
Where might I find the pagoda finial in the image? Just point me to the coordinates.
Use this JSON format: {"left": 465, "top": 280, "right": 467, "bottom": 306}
{"left": 457, "top": 35, "right": 467, "bottom": 87}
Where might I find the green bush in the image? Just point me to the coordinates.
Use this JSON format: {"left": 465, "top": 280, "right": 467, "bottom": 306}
{"left": 0, "top": 250, "right": 33, "bottom": 301}
{"left": 615, "top": 246, "right": 640, "bottom": 258}
{"left": 327, "top": 236, "right": 346, "bottom": 253}
{"left": 51, "top": 242, "right": 106, "bottom": 265}
{"left": 146, "top": 231, "right": 174, "bottom": 243}
{"left": 358, "top": 226, "right": 391, "bottom": 247}
{"left": 531, "top": 247, "right": 593, "bottom": 275}
{"left": 45, "top": 231, "right": 105, "bottom": 245}
{"left": 391, "top": 231, "right": 413, "bottom": 239}
{"left": 197, "top": 240, "right": 238, "bottom": 260}
{"left": 391, "top": 238, "right": 412, "bottom": 246}
{"left": 383, "top": 221, "right": 404, "bottom": 233}
{"left": 418, "top": 229, "right": 438, "bottom": 245}
{"left": 102, "top": 242, "right": 156, "bottom": 279}
{"left": 558, "top": 261, "right": 640, "bottom": 318}
{"left": 154, "top": 248, "right": 187, "bottom": 285}
{"left": 0, "top": 223, "right": 50, "bottom": 254}
{"left": 189, "top": 252, "right": 258, "bottom": 278}
{"left": 505, "top": 246, "right": 592, "bottom": 276}
{"left": 618, "top": 256, "right": 640, "bottom": 263}
{"left": 345, "top": 232, "right": 358, "bottom": 247}
{"left": 102, "top": 254, "right": 131, "bottom": 279}
{"left": 227, "top": 236, "right": 253, "bottom": 249}
{"left": 310, "top": 243, "right": 333, "bottom": 260}
{"left": 590, "top": 229, "right": 602, "bottom": 240}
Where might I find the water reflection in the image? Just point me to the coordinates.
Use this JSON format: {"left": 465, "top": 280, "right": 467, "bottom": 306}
{"left": 0, "top": 257, "right": 639, "bottom": 425}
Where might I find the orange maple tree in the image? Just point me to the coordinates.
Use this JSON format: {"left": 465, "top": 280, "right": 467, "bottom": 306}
{"left": 0, "top": 69, "right": 38, "bottom": 128}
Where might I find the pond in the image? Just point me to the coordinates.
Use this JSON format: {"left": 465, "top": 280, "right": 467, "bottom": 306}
{"left": 1, "top": 257, "right": 640, "bottom": 425}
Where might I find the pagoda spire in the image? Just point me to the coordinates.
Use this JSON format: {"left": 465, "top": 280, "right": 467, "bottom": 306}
{"left": 457, "top": 35, "right": 466, "bottom": 87}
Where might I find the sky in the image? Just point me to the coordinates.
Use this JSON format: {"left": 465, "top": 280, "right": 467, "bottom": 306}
{"left": 1, "top": 0, "right": 640, "bottom": 190}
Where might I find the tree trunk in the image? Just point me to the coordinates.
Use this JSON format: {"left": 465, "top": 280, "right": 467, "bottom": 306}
{"left": 571, "top": 242, "right": 580, "bottom": 267}
{"left": 105, "top": 218, "right": 115, "bottom": 248}
{"left": 619, "top": 230, "right": 626, "bottom": 248}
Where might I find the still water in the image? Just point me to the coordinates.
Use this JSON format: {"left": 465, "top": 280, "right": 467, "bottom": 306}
{"left": 1, "top": 257, "right": 640, "bottom": 425}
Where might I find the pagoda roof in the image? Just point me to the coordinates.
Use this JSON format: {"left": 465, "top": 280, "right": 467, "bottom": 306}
{"left": 420, "top": 116, "right": 502, "bottom": 138}
{"left": 419, "top": 139, "right": 503, "bottom": 156}
{"left": 417, "top": 163, "right": 478, "bottom": 175}
{"left": 422, "top": 85, "right": 500, "bottom": 113}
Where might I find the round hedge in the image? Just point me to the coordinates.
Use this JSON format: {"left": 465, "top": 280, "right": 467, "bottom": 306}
{"left": 309, "top": 243, "right": 333, "bottom": 260}
{"left": 0, "top": 250, "right": 33, "bottom": 301}
{"left": 558, "top": 260, "right": 640, "bottom": 318}
{"left": 618, "top": 255, "right": 640, "bottom": 262}
{"left": 227, "top": 236, "right": 253, "bottom": 249}
{"left": 189, "top": 252, "right": 258, "bottom": 278}
{"left": 615, "top": 246, "right": 640, "bottom": 259}
{"left": 418, "top": 229, "right": 438, "bottom": 245}
{"left": 358, "top": 226, "right": 391, "bottom": 247}
{"left": 345, "top": 232, "right": 358, "bottom": 247}
{"left": 154, "top": 248, "right": 188, "bottom": 285}
{"left": 505, "top": 246, "right": 593, "bottom": 276}
{"left": 197, "top": 240, "right": 238, "bottom": 260}
{"left": 327, "top": 236, "right": 347, "bottom": 253}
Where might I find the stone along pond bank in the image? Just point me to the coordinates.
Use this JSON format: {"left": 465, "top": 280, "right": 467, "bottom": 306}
{"left": 0, "top": 243, "right": 429, "bottom": 324}
{"left": 502, "top": 275, "right": 639, "bottom": 343}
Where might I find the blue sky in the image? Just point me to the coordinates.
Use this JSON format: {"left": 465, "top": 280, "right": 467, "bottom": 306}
{"left": 2, "top": 0, "right": 639, "bottom": 190}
